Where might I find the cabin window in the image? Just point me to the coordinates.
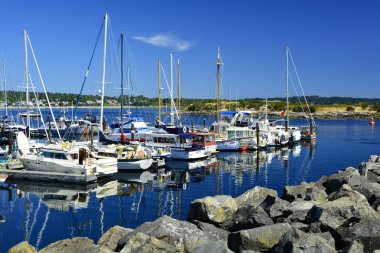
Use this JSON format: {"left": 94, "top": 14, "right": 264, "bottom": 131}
{"left": 71, "top": 153, "right": 79, "bottom": 160}
{"left": 41, "top": 152, "right": 54, "bottom": 158}
{"left": 55, "top": 153, "right": 68, "bottom": 160}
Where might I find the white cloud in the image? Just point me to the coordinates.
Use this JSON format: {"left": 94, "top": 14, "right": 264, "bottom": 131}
{"left": 133, "top": 33, "right": 192, "bottom": 51}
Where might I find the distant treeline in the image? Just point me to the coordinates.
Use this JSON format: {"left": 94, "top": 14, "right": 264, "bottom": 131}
{"left": 1, "top": 92, "right": 380, "bottom": 109}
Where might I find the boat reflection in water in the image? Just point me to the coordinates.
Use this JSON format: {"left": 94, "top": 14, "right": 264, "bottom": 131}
{"left": 0, "top": 141, "right": 318, "bottom": 252}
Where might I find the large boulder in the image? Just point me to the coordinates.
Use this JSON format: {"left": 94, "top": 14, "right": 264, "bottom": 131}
{"left": 320, "top": 167, "right": 361, "bottom": 194}
{"left": 39, "top": 237, "right": 95, "bottom": 253}
{"left": 120, "top": 216, "right": 210, "bottom": 252}
{"left": 235, "top": 186, "right": 278, "bottom": 208}
{"left": 351, "top": 180, "right": 380, "bottom": 211}
{"left": 98, "top": 225, "right": 133, "bottom": 251}
{"left": 341, "top": 240, "right": 365, "bottom": 253}
{"left": 274, "top": 228, "right": 336, "bottom": 253}
{"left": 307, "top": 185, "right": 380, "bottom": 230}
{"left": 228, "top": 223, "right": 292, "bottom": 252}
{"left": 187, "top": 195, "right": 237, "bottom": 226}
{"left": 338, "top": 219, "right": 380, "bottom": 252}
{"left": 282, "top": 182, "right": 316, "bottom": 202}
{"left": 223, "top": 205, "right": 274, "bottom": 232}
{"left": 259, "top": 195, "right": 291, "bottom": 219}
{"left": 87, "top": 245, "right": 114, "bottom": 253}
{"left": 120, "top": 232, "right": 178, "bottom": 253}
{"left": 189, "top": 241, "right": 232, "bottom": 253}
{"left": 6, "top": 241, "right": 37, "bottom": 253}
{"left": 289, "top": 200, "right": 315, "bottom": 222}
{"left": 192, "top": 220, "right": 229, "bottom": 243}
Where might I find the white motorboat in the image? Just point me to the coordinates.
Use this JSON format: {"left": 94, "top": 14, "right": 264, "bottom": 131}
{"left": 17, "top": 132, "right": 117, "bottom": 176}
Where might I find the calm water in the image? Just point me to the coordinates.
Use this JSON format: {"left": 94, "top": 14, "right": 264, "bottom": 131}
{"left": 0, "top": 108, "right": 379, "bottom": 251}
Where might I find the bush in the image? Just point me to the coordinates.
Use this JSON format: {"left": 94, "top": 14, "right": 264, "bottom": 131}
{"left": 346, "top": 106, "right": 355, "bottom": 112}
{"left": 292, "top": 105, "right": 303, "bottom": 112}
{"left": 357, "top": 102, "right": 369, "bottom": 109}
{"left": 309, "top": 105, "right": 317, "bottom": 113}
{"left": 371, "top": 104, "right": 380, "bottom": 113}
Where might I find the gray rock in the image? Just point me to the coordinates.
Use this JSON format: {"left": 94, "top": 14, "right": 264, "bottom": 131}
{"left": 282, "top": 182, "right": 316, "bottom": 202}
{"left": 289, "top": 200, "right": 315, "bottom": 222}
{"left": 120, "top": 232, "right": 178, "bottom": 253}
{"left": 259, "top": 195, "right": 291, "bottom": 219}
{"left": 228, "top": 223, "right": 292, "bottom": 252}
{"left": 370, "top": 155, "right": 380, "bottom": 163}
{"left": 307, "top": 188, "right": 380, "bottom": 230}
{"left": 39, "top": 237, "right": 95, "bottom": 253}
{"left": 305, "top": 187, "right": 328, "bottom": 203}
{"left": 87, "top": 245, "right": 115, "bottom": 253}
{"left": 274, "top": 228, "right": 336, "bottom": 253}
{"left": 341, "top": 240, "right": 364, "bottom": 253}
{"left": 290, "top": 222, "right": 309, "bottom": 232}
{"left": 187, "top": 195, "right": 237, "bottom": 226}
{"left": 224, "top": 205, "right": 274, "bottom": 232}
{"left": 192, "top": 220, "right": 229, "bottom": 243}
{"left": 321, "top": 167, "right": 361, "bottom": 194}
{"left": 351, "top": 179, "right": 380, "bottom": 210}
{"left": 190, "top": 241, "right": 232, "bottom": 253}
{"left": 121, "top": 216, "right": 210, "bottom": 252}
{"left": 308, "top": 222, "right": 322, "bottom": 233}
{"left": 338, "top": 219, "right": 380, "bottom": 252}
{"left": 235, "top": 186, "right": 278, "bottom": 207}
{"left": 98, "top": 225, "right": 133, "bottom": 251}
{"left": 6, "top": 241, "right": 37, "bottom": 253}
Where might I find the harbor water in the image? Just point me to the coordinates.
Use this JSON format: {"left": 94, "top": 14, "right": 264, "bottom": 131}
{"left": 0, "top": 108, "right": 379, "bottom": 251}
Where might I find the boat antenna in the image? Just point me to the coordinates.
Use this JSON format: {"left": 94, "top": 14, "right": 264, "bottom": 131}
{"left": 120, "top": 33, "right": 124, "bottom": 124}
{"left": 177, "top": 58, "right": 181, "bottom": 127}
{"left": 24, "top": 30, "right": 30, "bottom": 140}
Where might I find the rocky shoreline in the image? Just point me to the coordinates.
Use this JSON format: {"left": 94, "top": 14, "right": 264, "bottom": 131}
{"left": 186, "top": 110, "right": 379, "bottom": 120}
{"left": 7, "top": 156, "right": 380, "bottom": 253}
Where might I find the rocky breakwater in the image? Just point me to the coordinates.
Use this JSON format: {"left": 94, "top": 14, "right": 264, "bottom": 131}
{"left": 7, "top": 156, "right": 380, "bottom": 253}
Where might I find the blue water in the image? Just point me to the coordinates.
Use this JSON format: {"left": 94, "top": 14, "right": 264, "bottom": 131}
{"left": 0, "top": 108, "right": 379, "bottom": 251}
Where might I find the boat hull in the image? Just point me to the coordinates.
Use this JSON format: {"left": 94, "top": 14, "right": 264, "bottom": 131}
{"left": 170, "top": 148, "right": 210, "bottom": 161}
{"left": 117, "top": 158, "right": 153, "bottom": 171}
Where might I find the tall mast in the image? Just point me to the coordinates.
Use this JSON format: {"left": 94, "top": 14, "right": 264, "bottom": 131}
{"left": 24, "top": 30, "right": 30, "bottom": 140}
{"left": 120, "top": 33, "right": 124, "bottom": 124}
{"left": 127, "top": 66, "right": 131, "bottom": 118}
{"left": 286, "top": 46, "right": 289, "bottom": 124}
{"left": 100, "top": 13, "right": 108, "bottom": 131}
{"left": 216, "top": 46, "right": 222, "bottom": 134}
{"left": 170, "top": 53, "right": 174, "bottom": 126}
{"left": 177, "top": 58, "right": 181, "bottom": 126}
{"left": 158, "top": 58, "right": 161, "bottom": 123}
{"left": 2, "top": 59, "right": 7, "bottom": 118}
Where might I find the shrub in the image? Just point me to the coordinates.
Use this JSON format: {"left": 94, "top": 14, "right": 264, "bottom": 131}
{"left": 346, "top": 106, "right": 355, "bottom": 112}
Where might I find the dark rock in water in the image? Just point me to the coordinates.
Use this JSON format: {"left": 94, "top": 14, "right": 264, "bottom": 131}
{"left": 223, "top": 205, "right": 274, "bottom": 232}
{"left": 120, "top": 232, "right": 178, "bottom": 253}
{"left": 259, "top": 195, "right": 291, "bottom": 219}
{"left": 190, "top": 241, "right": 232, "bottom": 253}
{"left": 98, "top": 225, "right": 133, "bottom": 251}
{"left": 235, "top": 186, "right": 278, "bottom": 208}
{"left": 187, "top": 195, "right": 237, "bottom": 226}
{"left": 320, "top": 167, "right": 361, "bottom": 194}
{"left": 228, "top": 223, "right": 291, "bottom": 252}
{"left": 39, "top": 237, "right": 95, "bottom": 253}
{"left": 0, "top": 215, "right": 6, "bottom": 223}
{"left": 6, "top": 241, "right": 37, "bottom": 253}
{"left": 307, "top": 185, "right": 380, "bottom": 230}
{"left": 274, "top": 228, "right": 336, "bottom": 253}
{"left": 192, "top": 220, "right": 229, "bottom": 243}
{"left": 341, "top": 240, "right": 365, "bottom": 253}
{"left": 120, "top": 215, "right": 211, "bottom": 252}
{"left": 337, "top": 219, "right": 380, "bottom": 252}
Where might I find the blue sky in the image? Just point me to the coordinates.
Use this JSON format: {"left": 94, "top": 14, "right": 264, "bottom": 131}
{"left": 1, "top": 0, "right": 380, "bottom": 99}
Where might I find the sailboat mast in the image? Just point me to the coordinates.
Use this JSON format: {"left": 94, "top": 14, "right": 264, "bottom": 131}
{"left": 216, "top": 46, "right": 222, "bottom": 134}
{"left": 177, "top": 58, "right": 181, "bottom": 126}
{"left": 170, "top": 53, "right": 174, "bottom": 126}
{"left": 100, "top": 13, "right": 108, "bottom": 132}
{"left": 120, "top": 33, "right": 124, "bottom": 124}
{"left": 158, "top": 58, "right": 161, "bottom": 123}
{"left": 128, "top": 66, "right": 131, "bottom": 118}
{"left": 2, "top": 60, "right": 7, "bottom": 118}
{"left": 286, "top": 46, "right": 289, "bottom": 125}
{"left": 24, "top": 30, "right": 30, "bottom": 140}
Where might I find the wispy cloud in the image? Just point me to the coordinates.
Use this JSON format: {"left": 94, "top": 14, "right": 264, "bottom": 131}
{"left": 133, "top": 33, "right": 193, "bottom": 51}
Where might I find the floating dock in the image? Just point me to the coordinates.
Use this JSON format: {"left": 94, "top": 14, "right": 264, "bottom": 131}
{"left": 0, "top": 160, "right": 97, "bottom": 184}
